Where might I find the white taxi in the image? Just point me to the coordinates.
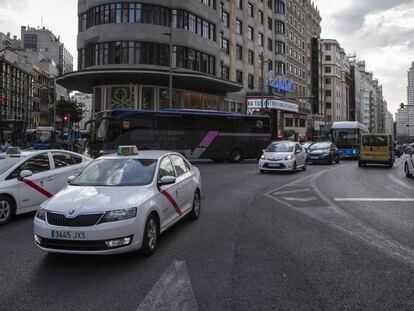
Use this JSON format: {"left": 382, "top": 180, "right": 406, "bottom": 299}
{"left": 259, "top": 141, "right": 306, "bottom": 173}
{"left": 33, "top": 147, "right": 202, "bottom": 256}
{"left": 0, "top": 149, "right": 92, "bottom": 225}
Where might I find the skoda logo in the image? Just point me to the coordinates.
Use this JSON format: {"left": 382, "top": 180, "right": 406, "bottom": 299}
{"left": 69, "top": 209, "right": 75, "bottom": 215}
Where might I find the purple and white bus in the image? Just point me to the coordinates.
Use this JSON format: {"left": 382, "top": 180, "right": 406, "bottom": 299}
{"left": 88, "top": 109, "right": 273, "bottom": 162}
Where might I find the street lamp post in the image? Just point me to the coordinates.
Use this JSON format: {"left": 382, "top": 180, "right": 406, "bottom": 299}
{"left": 164, "top": 12, "right": 174, "bottom": 108}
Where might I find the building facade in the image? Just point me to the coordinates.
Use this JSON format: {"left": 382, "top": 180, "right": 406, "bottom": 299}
{"left": 396, "top": 61, "right": 414, "bottom": 143}
{"left": 21, "top": 26, "right": 74, "bottom": 75}
{"left": 0, "top": 49, "right": 33, "bottom": 144}
{"left": 57, "top": 0, "right": 322, "bottom": 141}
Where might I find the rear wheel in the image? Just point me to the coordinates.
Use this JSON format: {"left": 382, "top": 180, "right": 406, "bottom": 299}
{"left": 335, "top": 155, "right": 340, "bottom": 164}
{"left": 405, "top": 163, "right": 413, "bottom": 178}
{"left": 302, "top": 161, "right": 307, "bottom": 171}
{"left": 229, "top": 149, "right": 243, "bottom": 163}
{"left": 140, "top": 214, "right": 159, "bottom": 256}
{"left": 0, "top": 195, "right": 14, "bottom": 226}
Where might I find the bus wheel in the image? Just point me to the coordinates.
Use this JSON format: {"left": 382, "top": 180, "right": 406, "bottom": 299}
{"left": 229, "top": 149, "right": 243, "bottom": 163}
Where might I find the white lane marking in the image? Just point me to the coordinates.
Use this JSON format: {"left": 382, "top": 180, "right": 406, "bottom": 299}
{"left": 387, "top": 173, "right": 414, "bottom": 191}
{"left": 265, "top": 165, "right": 414, "bottom": 267}
{"left": 137, "top": 261, "right": 198, "bottom": 311}
{"left": 282, "top": 197, "right": 317, "bottom": 202}
{"left": 273, "top": 189, "right": 311, "bottom": 195}
{"left": 335, "top": 198, "right": 414, "bottom": 202}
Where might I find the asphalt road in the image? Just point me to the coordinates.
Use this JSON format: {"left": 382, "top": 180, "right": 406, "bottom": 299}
{"left": 0, "top": 157, "right": 413, "bottom": 311}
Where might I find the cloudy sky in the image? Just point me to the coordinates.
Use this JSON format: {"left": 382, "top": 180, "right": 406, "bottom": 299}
{"left": 1, "top": 0, "right": 413, "bottom": 114}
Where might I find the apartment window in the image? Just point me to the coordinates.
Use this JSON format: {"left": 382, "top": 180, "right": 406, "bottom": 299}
{"left": 326, "top": 102, "right": 332, "bottom": 109}
{"left": 325, "top": 66, "right": 332, "bottom": 73}
{"left": 222, "top": 10, "right": 229, "bottom": 28}
{"left": 268, "top": 17, "right": 273, "bottom": 30}
{"left": 325, "top": 78, "right": 331, "bottom": 84}
{"left": 275, "top": 1, "right": 285, "bottom": 13}
{"left": 236, "top": 45, "right": 243, "bottom": 60}
{"left": 268, "top": 60, "right": 273, "bottom": 71}
{"left": 248, "top": 50, "right": 254, "bottom": 65}
{"left": 268, "top": 38, "right": 273, "bottom": 51}
{"left": 248, "top": 74, "right": 254, "bottom": 89}
{"left": 275, "top": 61, "right": 285, "bottom": 74}
{"left": 268, "top": 0, "right": 272, "bottom": 9}
{"left": 325, "top": 55, "right": 331, "bottom": 61}
{"left": 258, "top": 11, "right": 264, "bottom": 24}
{"left": 236, "top": 0, "right": 242, "bottom": 9}
{"left": 236, "top": 19, "right": 242, "bottom": 34}
{"left": 248, "top": 26, "right": 254, "bottom": 41}
{"left": 285, "top": 118, "right": 293, "bottom": 127}
{"left": 275, "top": 21, "right": 285, "bottom": 34}
{"left": 221, "top": 35, "right": 229, "bottom": 55}
{"left": 325, "top": 44, "right": 331, "bottom": 50}
{"left": 258, "top": 33, "right": 264, "bottom": 46}
{"left": 236, "top": 70, "right": 243, "bottom": 83}
{"left": 221, "top": 64, "right": 230, "bottom": 80}
{"left": 248, "top": 3, "right": 254, "bottom": 17}
{"left": 275, "top": 41, "right": 285, "bottom": 54}
{"left": 325, "top": 90, "right": 332, "bottom": 97}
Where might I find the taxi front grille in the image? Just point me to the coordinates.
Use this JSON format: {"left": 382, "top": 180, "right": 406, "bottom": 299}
{"left": 47, "top": 212, "right": 104, "bottom": 227}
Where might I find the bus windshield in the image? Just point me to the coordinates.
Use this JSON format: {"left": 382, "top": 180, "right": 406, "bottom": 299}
{"left": 34, "top": 131, "right": 52, "bottom": 144}
{"left": 332, "top": 129, "right": 358, "bottom": 148}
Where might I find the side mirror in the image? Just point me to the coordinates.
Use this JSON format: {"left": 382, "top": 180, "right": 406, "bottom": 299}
{"left": 262, "top": 150, "right": 266, "bottom": 153}
{"left": 158, "top": 176, "right": 176, "bottom": 186}
{"left": 20, "top": 170, "right": 33, "bottom": 179}
{"left": 295, "top": 150, "right": 301, "bottom": 155}
{"left": 67, "top": 176, "right": 76, "bottom": 184}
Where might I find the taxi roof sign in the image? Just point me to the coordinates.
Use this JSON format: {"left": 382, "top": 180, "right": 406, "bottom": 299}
{"left": 117, "top": 146, "right": 139, "bottom": 156}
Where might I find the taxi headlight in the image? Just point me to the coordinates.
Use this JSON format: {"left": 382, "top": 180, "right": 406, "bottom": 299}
{"left": 99, "top": 207, "right": 137, "bottom": 223}
{"left": 285, "top": 154, "right": 293, "bottom": 161}
{"left": 35, "top": 208, "right": 46, "bottom": 221}
{"left": 260, "top": 154, "right": 266, "bottom": 160}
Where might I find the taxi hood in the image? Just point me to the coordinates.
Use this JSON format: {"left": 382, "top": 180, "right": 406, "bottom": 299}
{"left": 41, "top": 185, "right": 154, "bottom": 216}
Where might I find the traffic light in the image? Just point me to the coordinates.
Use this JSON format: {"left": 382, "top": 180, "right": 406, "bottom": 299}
{"left": 400, "top": 103, "right": 405, "bottom": 110}
{"left": 63, "top": 115, "right": 68, "bottom": 121}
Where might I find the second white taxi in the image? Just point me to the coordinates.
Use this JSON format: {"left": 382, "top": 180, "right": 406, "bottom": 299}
{"left": 34, "top": 147, "right": 201, "bottom": 256}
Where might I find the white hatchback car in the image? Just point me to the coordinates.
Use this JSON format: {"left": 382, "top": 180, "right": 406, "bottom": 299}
{"left": 0, "top": 150, "right": 92, "bottom": 225}
{"left": 259, "top": 141, "right": 306, "bottom": 173}
{"left": 33, "top": 147, "right": 201, "bottom": 256}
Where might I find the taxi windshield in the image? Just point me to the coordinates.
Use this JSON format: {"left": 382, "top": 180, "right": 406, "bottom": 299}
{"left": 266, "top": 143, "right": 295, "bottom": 153}
{"left": 0, "top": 157, "right": 22, "bottom": 175}
{"left": 72, "top": 158, "right": 157, "bottom": 186}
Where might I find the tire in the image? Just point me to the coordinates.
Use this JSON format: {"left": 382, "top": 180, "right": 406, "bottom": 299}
{"left": 291, "top": 162, "right": 297, "bottom": 174}
{"left": 140, "top": 214, "right": 159, "bottom": 256}
{"left": 188, "top": 190, "right": 201, "bottom": 220}
{"left": 335, "top": 155, "right": 340, "bottom": 164}
{"left": 327, "top": 156, "right": 333, "bottom": 165}
{"left": 260, "top": 169, "right": 266, "bottom": 174}
{"left": 358, "top": 160, "right": 363, "bottom": 167}
{"left": 302, "top": 161, "right": 307, "bottom": 171}
{"left": 388, "top": 160, "right": 394, "bottom": 168}
{"left": 0, "top": 195, "right": 14, "bottom": 226}
{"left": 405, "top": 163, "right": 413, "bottom": 178}
{"left": 229, "top": 149, "right": 243, "bottom": 163}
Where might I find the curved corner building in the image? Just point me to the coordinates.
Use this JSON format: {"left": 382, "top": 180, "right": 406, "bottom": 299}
{"left": 57, "top": 0, "right": 322, "bottom": 139}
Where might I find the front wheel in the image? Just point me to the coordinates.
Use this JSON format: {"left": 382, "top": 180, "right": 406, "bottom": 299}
{"left": 335, "top": 156, "right": 340, "bottom": 164}
{"left": 229, "top": 149, "right": 243, "bottom": 163}
{"left": 405, "top": 163, "right": 413, "bottom": 178}
{"left": 302, "top": 161, "right": 307, "bottom": 171}
{"left": 0, "top": 195, "right": 14, "bottom": 226}
{"left": 140, "top": 214, "right": 159, "bottom": 256}
{"left": 188, "top": 191, "right": 201, "bottom": 220}
{"left": 291, "top": 162, "right": 297, "bottom": 174}
{"left": 388, "top": 159, "right": 394, "bottom": 168}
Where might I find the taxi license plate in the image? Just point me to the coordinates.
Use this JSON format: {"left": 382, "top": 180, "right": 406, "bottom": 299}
{"left": 364, "top": 155, "right": 373, "bottom": 159}
{"left": 309, "top": 156, "right": 319, "bottom": 160}
{"left": 51, "top": 230, "right": 87, "bottom": 240}
{"left": 268, "top": 163, "right": 281, "bottom": 168}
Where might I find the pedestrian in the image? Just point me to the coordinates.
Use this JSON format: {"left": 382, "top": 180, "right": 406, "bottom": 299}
{"left": 3, "top": 140, "right": 11, "bottom": 152}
